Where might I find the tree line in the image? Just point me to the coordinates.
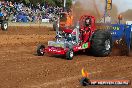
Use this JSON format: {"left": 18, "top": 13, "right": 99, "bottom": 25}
{"left": 9, "top": 0, "right": 72, "bottom": 8}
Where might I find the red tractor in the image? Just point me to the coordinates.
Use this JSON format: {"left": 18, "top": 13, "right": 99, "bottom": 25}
{"left": 37, "top": 15, "right": 112, "bottom": 60}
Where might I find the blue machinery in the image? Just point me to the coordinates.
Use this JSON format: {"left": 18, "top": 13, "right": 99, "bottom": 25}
{"left": 96, "top": 23, "right": 132, "bottom": 52}
{"left": 103, "top": 0, "right": 131, "bottom": 53}
{"left": 111, "top": 24, "right": 131, "bottom": 51}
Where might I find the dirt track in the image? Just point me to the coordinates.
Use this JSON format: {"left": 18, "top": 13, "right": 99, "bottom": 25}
{"left": 0, "top": 26, "right": 132, "bottom": 88}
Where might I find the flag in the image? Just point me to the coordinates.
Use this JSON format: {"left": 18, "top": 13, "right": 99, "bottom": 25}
{"left": 106, "top": 0, "right": 112, "bottom": 10}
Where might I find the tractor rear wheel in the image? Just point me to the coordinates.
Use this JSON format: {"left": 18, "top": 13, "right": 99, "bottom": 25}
{"left": 66, "top": 49, "right": 74, "bottom": 60}
{"left": 37, "top": 45, "right": 45, "bottom": 56}
{"left": 91, "top": 30, "right": 112, "bottom": 57}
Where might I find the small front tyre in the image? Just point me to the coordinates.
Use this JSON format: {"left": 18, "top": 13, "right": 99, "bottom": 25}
{"left": 66, "top": 49, "right": 74, "bottom": 60}
{"left": 1, "top": 21, "right": 8, "bottom": 31}
{"left": 37, "top": 45, "right": 45, "bottom": 56}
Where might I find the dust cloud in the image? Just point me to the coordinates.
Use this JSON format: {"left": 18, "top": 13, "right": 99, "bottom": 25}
{"left": 72, "top": 0, "right": 104, "bottom": 21}
{"left": 121, "top": 10, "right": 132, "bottom": 21}
{"left": 72, "top": 0, "right": 132, "bottom": 22}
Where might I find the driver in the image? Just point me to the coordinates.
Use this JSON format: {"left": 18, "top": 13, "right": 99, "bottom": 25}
{"left": 80, "top": 17, "right": 91, "bottom": 43}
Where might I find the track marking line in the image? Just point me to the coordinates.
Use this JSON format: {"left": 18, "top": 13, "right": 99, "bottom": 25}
{"left": 75, "top": 59, "right": 95, "bottom": 64}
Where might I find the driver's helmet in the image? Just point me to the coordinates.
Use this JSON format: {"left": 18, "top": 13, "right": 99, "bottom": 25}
{"left": 85, "top": 17, "right": 91, "bottom": 27}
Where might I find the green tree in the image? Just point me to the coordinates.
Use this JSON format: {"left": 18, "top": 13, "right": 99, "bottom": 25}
{"left": 46, "top": 0, "right": 56, "bottom": 5}
{"left": 41, "top": 0, "right": 46, "bottom": 3}
{"left": 10, "top": 0, "right": 72, "bottom": 8}
{"left": 66, "top": 0, "right": 72, "bottom": 9}
{"left": 24, "top": 0, "right": 30, "bottom": 4}
{"left": 54, "top": 0, "right": 72, "bottom": 7}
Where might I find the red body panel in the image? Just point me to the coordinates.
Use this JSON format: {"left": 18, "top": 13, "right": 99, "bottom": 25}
{"left": 63, "top": 29, "right": 73, "bottom": 34}
{"left": 44, "top": 42, "right": 91, "bottom": 55}
{"left": 45, "top": 46, "right": 66, "bottom": 55}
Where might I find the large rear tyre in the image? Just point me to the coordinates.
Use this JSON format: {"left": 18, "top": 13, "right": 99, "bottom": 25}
{"left": 66, "top": 49, "right": 74, "bottom": 60}
{"left": 91, "top": 30, "right": 112, "bottom": 57}
{"left": 37, "top": 45, "right": 45, "bottom": 56}
{"left": 1, "top": 21, "right": 8, "bottom": 31}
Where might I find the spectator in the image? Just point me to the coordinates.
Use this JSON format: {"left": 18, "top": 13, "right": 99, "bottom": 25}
{"left": 1, "top": 0, "right": 64, "bottom": 23}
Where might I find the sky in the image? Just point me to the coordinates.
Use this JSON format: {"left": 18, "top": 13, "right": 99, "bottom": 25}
{"left": 74, "top": 0, "right": 132, "bottom": 13}
{"left": 113, "top": 0, "right": 132, "bottom": 13}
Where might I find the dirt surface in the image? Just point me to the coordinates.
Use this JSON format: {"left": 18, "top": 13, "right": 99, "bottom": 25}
{"left": 0, "top": 26, "right": 132, "bottom": 88}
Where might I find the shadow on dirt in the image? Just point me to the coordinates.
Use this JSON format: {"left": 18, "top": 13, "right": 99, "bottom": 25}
{"left": 48, "top": 49, "right": 93, "bottom": 60}
{"left": 75, "top": 49, "right": 93, "bottom": 56}
{"left": 33, "top": 53, "right": 38, "bottom": 56}
{"left": 49, "top": 55, "right": 66, "bottom": 60}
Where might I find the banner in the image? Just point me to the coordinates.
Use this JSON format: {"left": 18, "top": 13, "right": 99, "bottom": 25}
{"left": 106, "top": 0, "right": 112, "bottom": 10}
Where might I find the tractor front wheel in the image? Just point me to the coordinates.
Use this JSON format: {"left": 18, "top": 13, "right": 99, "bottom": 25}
{"left": 66, "top": 49, "right": 74, "bottom": 60}
{"left": 37, "top": 45, "right": 45, "bottom": 56}
{"left": 1, "top": 21, "right": 8, "bottom": 31}
{"left": 91, "top": 30, "right": 112, "bottom": 57}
